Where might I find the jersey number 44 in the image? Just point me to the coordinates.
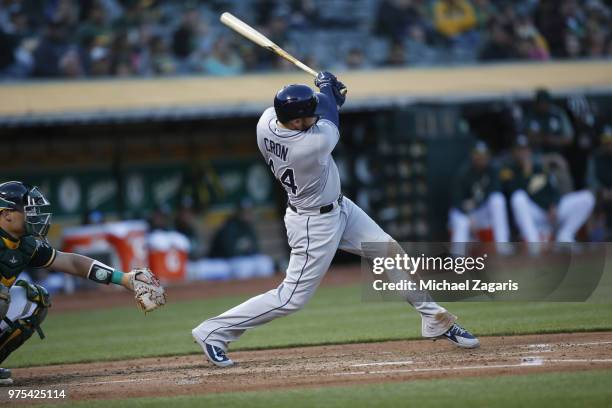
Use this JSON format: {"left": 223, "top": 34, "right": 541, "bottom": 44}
{"left": 269, "top": 159, "right": 298, "bottom": 195}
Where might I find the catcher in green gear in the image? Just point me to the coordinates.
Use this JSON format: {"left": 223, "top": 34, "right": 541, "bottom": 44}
{"left": 0, "top": 181, "right": 166, "bottom": 386}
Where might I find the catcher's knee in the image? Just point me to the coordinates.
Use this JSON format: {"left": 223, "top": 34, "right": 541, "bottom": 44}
{"left": 0, "top": 281, "right": 50, "bottom": 364}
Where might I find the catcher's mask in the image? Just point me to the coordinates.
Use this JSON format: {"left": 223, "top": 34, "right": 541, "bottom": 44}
{"left": 0, "top": 181, "right": 52, "bottom": 238}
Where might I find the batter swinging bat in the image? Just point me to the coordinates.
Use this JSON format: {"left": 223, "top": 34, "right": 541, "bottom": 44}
{"left": 220, "top": 12, "right": 347, "bottom": 95}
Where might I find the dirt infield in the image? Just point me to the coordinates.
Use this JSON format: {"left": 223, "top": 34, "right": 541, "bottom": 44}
{"left": 2, "top": 331, "right": 612, "bottom": 405}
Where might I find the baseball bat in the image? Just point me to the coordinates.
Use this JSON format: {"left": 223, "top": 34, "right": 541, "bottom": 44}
{"left": 220, "top": 12, "right": 347, "bottom": 96}
{"left": 220, "top": 12, "right": 318, "bottom": 77}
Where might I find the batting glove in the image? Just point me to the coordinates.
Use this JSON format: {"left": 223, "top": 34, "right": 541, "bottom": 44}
{"left": 315, "top": 71, "right": 338, "bottom": 89}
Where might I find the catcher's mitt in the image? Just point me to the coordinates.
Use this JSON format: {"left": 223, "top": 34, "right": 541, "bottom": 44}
{"left": 130, "top": 268, "right": 166, "bottom": 312}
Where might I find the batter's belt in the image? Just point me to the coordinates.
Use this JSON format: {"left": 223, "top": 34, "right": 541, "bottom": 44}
{"left": 288, "top": 194, "right": 343, "bottom": 215}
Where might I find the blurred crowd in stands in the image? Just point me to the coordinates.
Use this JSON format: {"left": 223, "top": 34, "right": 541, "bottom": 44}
{"left": 1, "top": 0, "right": 611, "bottom": 80}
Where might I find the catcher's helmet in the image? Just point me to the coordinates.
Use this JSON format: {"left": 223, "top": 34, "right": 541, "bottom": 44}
{"left": 0, "top": 181, "right": 52, "bottom": 237}
{"left": 274, "top": 84, "right": 318, "bottom": 123}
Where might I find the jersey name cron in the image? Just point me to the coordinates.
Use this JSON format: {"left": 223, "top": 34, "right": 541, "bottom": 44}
{"left": 264, "top": 138, "right": 289, "bottom": 161}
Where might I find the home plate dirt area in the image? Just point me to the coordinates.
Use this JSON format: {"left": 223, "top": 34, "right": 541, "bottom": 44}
{"left": 3, "top": 331, "right": 612, "bottom": 404}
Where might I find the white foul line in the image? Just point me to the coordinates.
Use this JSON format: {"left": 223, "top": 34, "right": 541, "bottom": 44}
{"left": 564, "top": 341, "right": 612, "bottom": 347}
{"left": 352, "top": 361, "right": 414, "bottom": 367}
{"left": 546, "top": 359, "right": 612, "bottom": 363}
{"left": 337, "top": 357, "right": 612, "bottom": 376}
{"left": 335, "top": 362, "right": 534, "bottom": 376}
{"left": 523, "top": 341, "right": 612, "bottom": 349}
{"left": 76, "top": 378, "right": 159, "bottom": 386}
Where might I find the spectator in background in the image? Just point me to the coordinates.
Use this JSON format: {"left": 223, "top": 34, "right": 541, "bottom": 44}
{"left": 31, "top": 20, "right": 71, "bottom": 77}
{"left": 534, "top": 0, "right": 569, "bottom": 58}
{"left": 405, "top": 25, "right": 438, "bottom": 65}
{"left": 587, "top": 126, "right": 612, "bottom": 241}
{"left": 479, "top": 20, "right": 518, "bottom": 61}
{"left": 449, "top": 141, "right": 509, "bottom": 254}
{"left": 288, "top": 0, "right": 321, "bottom": 30}
{"left": 0, "top": 27, "right": 18, "bottom": 76}
{"left": 266, "top": 12, "right": 290, "bottom": 47}
{"left": 146, "top": 34, "right": 176, "bottom": 76}
{"left": 342, "top": 47, "right": 369, "bottom": 70}
{"left": 564, "top": 32, "right": 583, "bottom": 59}
{"left": 172, "top": 6, "right": 199, "bottom": 73}
{"left": 432, "top": 0, "right": 478, "bottom": 49}
{"left": 585, "top": 29, "right": 607, "bottom": 58}
{"left": 504, "top": 135, "right": 594, "bottom": 245}
{"left": 514, "top": 14, "right": 550, "bottom": 61}
{"left": 472, "top": 0, "right": 496, "bottom": 29}
{"left": 109, "top": 29, "right": 136, "bottom": 76}
{"left": 374, "top": 0, "right": 426, "bottom": 43}
{"left": 0, "top": 0, "right": 610, "bottom": 80}
{"left": 385, "top": 41, "right": 407, "bottom": 66}
{"left": 77, "top": 0, "right": 111, "bottom": 47}
{"left": 52, "top": 0, "right": 79, "bottom": 29}
{"left": 88, "top": 43, "right": 111, "bottom": 76}
{"left": 58, "top": 47, "right": 84, "bottom": 77}
{"left": 201, "top": 37, "right": 244, "bottom": 76}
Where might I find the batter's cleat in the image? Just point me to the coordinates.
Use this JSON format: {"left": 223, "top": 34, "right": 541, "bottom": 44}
{"left": 439, "top": 323, "right": 480, "bottom": 349}
{"left": 0, "top": 368, "right": 13, "bottom": 386}
{"left": 192, "top": 332, "right": 234, "bottom": 368}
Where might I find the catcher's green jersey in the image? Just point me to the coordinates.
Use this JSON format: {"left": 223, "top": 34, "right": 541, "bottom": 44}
{"left": 0, "top": 227, "right": 56, "bottom": 288}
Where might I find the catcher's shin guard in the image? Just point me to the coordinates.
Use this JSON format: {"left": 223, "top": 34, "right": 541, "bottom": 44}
{"left": 0, "top": 281, "right": 50, "bottom": 364}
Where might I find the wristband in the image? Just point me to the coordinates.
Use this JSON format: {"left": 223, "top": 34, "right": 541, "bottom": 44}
{"left": 111, "top": 270, "right": 124, "bottom": 285}
{"left": 87, "top": 260, "right": 114, "bottom": 285}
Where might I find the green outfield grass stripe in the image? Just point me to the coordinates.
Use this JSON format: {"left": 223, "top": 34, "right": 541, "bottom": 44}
{"left": 5, "top": 285, "right": 612, "bottom": 367}
{"left": 36, "top": 369, "right": 612, "bottom": 408}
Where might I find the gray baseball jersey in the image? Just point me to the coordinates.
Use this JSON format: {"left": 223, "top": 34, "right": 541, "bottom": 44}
{"left": 193, "top": 105, "right": 454, "bottom": 355}
{"left": 256, "top": 107, "right": 341, "bottom": 209}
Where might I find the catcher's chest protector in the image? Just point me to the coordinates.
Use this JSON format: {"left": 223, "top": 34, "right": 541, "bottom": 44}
{"left": 0, "top": 228, "right": 55, "bottom": 288}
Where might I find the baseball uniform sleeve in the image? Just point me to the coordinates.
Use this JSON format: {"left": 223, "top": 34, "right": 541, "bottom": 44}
{"left": 315, "top": 119, "right": 340, "bottom": 163}
{"left": 28, "top": 238, "right": 57, "bottom": 268}
{"left": 315, "top": 91, "right": 339, "bottom": 127}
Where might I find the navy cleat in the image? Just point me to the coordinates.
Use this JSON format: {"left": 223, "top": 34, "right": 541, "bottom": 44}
{"left": 0, "top": 368, "right": 13, "bottom": 386}
{"left": 192, "top": 331, "right": 234, "bottom": 368}
{"left": 440, "top": 323, "right": 480, "bottom": 349}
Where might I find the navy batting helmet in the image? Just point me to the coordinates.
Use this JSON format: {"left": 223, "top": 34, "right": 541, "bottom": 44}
{"left": 274, "top": 84, "right": 318, "bottom": 123}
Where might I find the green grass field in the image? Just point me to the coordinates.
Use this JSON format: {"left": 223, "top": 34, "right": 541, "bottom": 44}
{"left": 37, "top": 370, "right": 612, "bottom": 408}
{"left": 6, "top": 284, "right": 612, "bottom": 368}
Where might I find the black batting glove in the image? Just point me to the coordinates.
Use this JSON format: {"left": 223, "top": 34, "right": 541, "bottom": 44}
{"left": 315, "top": 71, "right": 337, "bottom": 89}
